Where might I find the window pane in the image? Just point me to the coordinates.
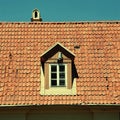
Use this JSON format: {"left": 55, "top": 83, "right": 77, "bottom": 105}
{"left": 51, "top": 73, "right": 57, "bottom": 79}
{"left": 51, "top": 65, "right": 57, "bottom": 72}
{"left": 59, "top": 65, "right": 65, "bottom": 72}
{"left": 59, "top": 73, "right": 65, "bottom": 78}
{"left": 59, "top": 80, "right": 65, "bottom": 86}
{"left": 51, "top": 80, "right": 57, "bottom": 86}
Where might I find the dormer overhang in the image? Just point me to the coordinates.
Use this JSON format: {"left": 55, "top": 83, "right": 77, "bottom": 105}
{"left": 41, "top": 42, "right": 75, "bottom": 62}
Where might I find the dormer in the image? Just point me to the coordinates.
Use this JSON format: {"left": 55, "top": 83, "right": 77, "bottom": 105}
{"left": 31, "top": 9, "right": 42, "bottom": 22}
{"left": 40, "top": 43, "right": 77, "bottom": 95}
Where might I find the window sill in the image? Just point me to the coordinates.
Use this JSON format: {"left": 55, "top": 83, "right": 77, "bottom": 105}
{"left": 50, "top": 86, "right": 66, "bottom": 88}
{"left": 41, "top": 87, "right": 76, "bottom": 95}
{"left": 40, "top": 80, "right": 76, "bottom": 96}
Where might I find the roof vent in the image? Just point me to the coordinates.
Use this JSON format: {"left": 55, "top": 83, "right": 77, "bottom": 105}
{"left": 74, "top": 45, "right": 80, "bottom": 49}
{"left": 31, "top": 9, "right": 42, "bottom": 22}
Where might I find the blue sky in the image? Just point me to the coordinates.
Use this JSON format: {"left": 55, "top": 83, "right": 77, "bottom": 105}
{"left": 0, "top": 0, "right": 120, "bottom": 22}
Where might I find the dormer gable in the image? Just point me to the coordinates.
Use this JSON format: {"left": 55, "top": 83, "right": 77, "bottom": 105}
{"left": 41, "top": 42, "right": 75, "bottom": 63}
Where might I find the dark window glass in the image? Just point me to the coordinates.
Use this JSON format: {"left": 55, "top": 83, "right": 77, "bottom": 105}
{"left": 59, "top": 73, "right": 65, "bottom": 78}
{"left": 35, "top": 11, "right": 38, "bottom": 18}
{"left": 59, "top": 65, "right": 65, "bottom": 72}
{"left": 51, "top": 65, "right": 57, "bottom": 72}
{"left": 51, "top": 80, "right": 57, "bottom": 86}
{"left": 59, "top": 80, "right": 65, "bottom": 86}
{"left": 51, "top": 73, "right": 57, "bottom": 79}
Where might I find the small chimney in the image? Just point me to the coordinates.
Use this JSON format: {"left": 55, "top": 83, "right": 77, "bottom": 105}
{"left": 31, "top": 9, "right": 42, "bottom": 22}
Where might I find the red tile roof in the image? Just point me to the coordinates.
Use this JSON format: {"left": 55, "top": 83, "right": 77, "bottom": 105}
{"left": 0, "top": 21, "right": 120, "bottom": 105}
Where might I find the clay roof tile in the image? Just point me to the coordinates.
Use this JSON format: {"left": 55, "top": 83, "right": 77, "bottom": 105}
{"left": 0, "top": 21, "right": 120, "bottom": 105}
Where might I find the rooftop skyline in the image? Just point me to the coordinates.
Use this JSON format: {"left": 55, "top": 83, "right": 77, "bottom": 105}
{"left": 0, "top": 0, "right": 120, "bottom": 22}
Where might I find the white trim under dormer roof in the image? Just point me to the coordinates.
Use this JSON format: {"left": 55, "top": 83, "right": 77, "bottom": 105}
{"left": 40, "top": 42, "right": 75, "bottom": 57}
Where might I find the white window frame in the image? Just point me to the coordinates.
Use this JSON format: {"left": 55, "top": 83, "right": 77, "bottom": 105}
{"left": 49, "top": 64, "right": 67, "bottom": 87}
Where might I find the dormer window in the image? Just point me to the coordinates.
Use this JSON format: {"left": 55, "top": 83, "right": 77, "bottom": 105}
{"left": 40, "top": 43, "right": 77, "bottom": 95}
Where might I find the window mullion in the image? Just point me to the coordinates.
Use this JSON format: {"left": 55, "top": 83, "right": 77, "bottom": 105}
{"left": 57, "top": 64, "right": 59, "bottom": 86}
{"left": 65, "top": 65, "right": 67, "bottom": 85}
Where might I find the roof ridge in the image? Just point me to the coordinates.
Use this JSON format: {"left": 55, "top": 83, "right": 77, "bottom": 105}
{"left": 0, "top": 21, "right": 120, "bottom": 24}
